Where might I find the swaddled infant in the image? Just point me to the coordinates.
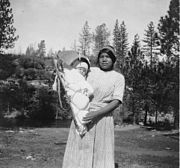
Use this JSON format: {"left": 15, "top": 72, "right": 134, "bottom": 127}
{"left": 53, "top": 58, "right": 93, "bottom": 136}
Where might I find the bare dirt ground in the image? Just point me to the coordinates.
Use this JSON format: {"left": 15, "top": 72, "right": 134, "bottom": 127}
{"left": 0, "top": 124, "right": 179, "bottom": 168}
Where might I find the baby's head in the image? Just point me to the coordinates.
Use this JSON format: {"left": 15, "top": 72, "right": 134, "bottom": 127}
{"left": 71, "top": 57, "right": 90, "bottom": 77}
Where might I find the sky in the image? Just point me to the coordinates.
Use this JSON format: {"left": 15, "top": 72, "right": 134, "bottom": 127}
{"left": 9, "top": 0, "right": 171, "bottom": 54}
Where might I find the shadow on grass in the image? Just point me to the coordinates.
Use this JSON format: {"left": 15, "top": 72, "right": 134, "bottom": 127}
{"left": 0, "top": 118, "right": 72, "bottom": 130}
{"left": 163, "top": 132, "right": 179, "bottom": 140}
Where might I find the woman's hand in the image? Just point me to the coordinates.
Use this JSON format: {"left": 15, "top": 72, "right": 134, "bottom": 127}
{"left": 83, "top": 99, "right": 121, "bottom": 124}
{"left": 82, "top": 111, "right": 99, "bottom": 124}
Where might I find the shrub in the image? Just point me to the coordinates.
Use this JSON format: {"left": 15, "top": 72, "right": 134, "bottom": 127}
{"left": 26, "top": 87, "right": 57, "bottom": 121}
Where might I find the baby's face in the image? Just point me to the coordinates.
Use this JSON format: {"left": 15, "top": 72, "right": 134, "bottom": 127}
{"left": 76, "top": 67, "right": 88, "bottom": 77}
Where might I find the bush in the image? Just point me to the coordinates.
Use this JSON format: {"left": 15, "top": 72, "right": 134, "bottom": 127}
{"left": 0, "top": 54, "right": 70, "bottom": 121}
{"left": 0, "top": 54, "right": 19, "bottom": 80}
{"left": 26, "top": 87, "right": 58, "bottom": 121}
{"left": 18, "top": 56, "right": 45, "bottom": 69}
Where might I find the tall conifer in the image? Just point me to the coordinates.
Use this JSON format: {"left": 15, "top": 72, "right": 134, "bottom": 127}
{"left": 142, "top": 21, "right": 160, "bottom": 68}
{"left": 158, "top": 0, "right": 179, "bottom": 63}
{"left": 79, "top": 21, "right": 92, "bottom": 56}
{"left": 93, "top": 23, "right": 110, "bottom": 55}
{"left": 0, "top": 0, "right": 18, "bottom": 53}
{"left": 114, "top": 21, "right": 128, "bottom": 72}
{"left": 113, "top": 19, "right": 121, "bottom": 71}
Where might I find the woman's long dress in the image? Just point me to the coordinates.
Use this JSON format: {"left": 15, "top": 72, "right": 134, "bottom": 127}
{"left": 62, "top": 67, "right": 125, "bottom": 168}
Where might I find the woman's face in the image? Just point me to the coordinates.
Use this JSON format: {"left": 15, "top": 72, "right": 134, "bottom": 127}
{"left": 99, "top": 52, "right": 113, "bottom": 71}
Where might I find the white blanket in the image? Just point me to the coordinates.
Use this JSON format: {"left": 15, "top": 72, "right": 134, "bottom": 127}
{"left": 53, "top": 68, "right": 93, "bottom": 136}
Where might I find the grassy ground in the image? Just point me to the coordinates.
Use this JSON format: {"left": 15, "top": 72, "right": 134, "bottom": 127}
{"left": 0, "top": 125, "right": 179, "bottom": 168}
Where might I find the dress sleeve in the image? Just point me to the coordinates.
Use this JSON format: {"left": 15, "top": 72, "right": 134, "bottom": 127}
{"left": 112, "top": 74, "right": 125, "bottom": 103}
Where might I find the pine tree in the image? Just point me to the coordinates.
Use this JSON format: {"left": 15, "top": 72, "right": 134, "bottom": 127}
{"left": 0, "top": 0, "right": 18, "bottom": 53}
{"left": 113, "top": 19, "right": 121, "bottom": 71}
{"left": 158, "top": 0, "right": 179, "bottom": 128}
{"left": 79, "top": 21, "right": 92, "bottom": 56}
{"left": 142, "top": 21, "right": 160, "bottom": 123}
{"left": 130, "top": 34, "right": 141, "bottom": 61}
{"left": 113, "top": 19, "right": 120, "bottom": 53}
{"left": 38, "top": 40, "right": 46, "bottom": 58}
{"left": 142, "top": 21, "right": 160, "bottom": 68}
{"left": 93, "top": 23, "right": 110, "bottom": 55}
{"left": 120, "top": 21, "right": 129, "bottom": 57}
{"left": 114, "top": 21, "right": 128, "bottom": 72}
{"left": 26, "top": 44, "right": 37, "bottom": 57}
{"left": 158, "top": 0, "right": 179, "bottom": 64}
{"left": 124, "top": 34, "right": 143, "bottom": 124}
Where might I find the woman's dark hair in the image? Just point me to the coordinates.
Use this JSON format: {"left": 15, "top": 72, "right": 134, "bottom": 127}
{"left": 97, "top": 46, "right": 116, "bottom": 64}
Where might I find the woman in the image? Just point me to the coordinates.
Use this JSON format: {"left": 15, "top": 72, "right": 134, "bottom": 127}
{"left": 62, "top": 46, "right": 125, "bottom": 168}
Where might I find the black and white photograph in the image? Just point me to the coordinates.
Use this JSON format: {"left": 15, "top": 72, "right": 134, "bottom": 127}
{"left": 0, "top": 0, "right": 179, "bottom": 167}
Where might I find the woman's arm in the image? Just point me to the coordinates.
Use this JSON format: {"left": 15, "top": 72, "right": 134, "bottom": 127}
{"left": 83, "top": 99, "right": 121, "bottom": 123}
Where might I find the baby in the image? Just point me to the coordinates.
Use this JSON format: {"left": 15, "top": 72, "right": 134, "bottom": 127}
{"left": 53, "top": 57, "right": 93, "bottom": 136}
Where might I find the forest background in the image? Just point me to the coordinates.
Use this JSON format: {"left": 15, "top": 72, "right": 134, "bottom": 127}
{"left": 0, "top": 0, "right": 179, "bottom": 129}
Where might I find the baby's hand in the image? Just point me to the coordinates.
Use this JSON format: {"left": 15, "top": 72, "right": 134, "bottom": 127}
{"left": 82, "top": 88, "right": 88, "bottom": 96}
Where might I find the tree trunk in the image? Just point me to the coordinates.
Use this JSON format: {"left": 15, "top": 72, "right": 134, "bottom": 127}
{"left": 144, "top": 110, "right": 148, "bottom": 125}
{"left": 132, "top": 99, "right": 136, "bottom": 125}
{"left": 144, "top": 104, "right": 149, "bottom": 125}
{"left": 155, "top": 107, "right": 158, "bottom": 125}
{"left": 174, "top": 110, "right": 179, "bottom": 129}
